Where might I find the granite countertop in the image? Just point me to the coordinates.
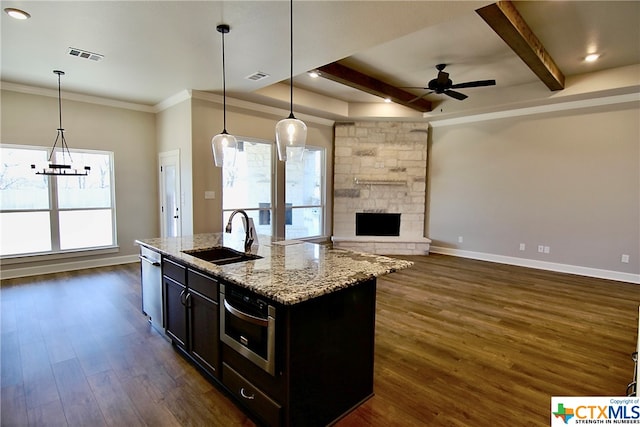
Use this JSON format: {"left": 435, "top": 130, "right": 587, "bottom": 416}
{"left": 135, "top": 233, "right": 413, "bottom": 305}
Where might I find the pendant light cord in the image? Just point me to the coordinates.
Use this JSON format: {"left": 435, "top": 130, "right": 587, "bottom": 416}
{"left": 57, "top": 72, "right": 63, "bottom": 131}
{"left": 288, "top": 0, "right": 295, "bottom": 118}
{"left": 51, "top": 70, "right": 71, "bottom": 164}
{"left": 221, "top": 28, "right": 228, "bottom": 133}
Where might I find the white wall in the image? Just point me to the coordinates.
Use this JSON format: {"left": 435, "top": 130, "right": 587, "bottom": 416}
{"left": 428, "top": 100, "right": 640, "bottom": 281}
{"left": 1, "top": 89, "right": 157, "bottom": 277}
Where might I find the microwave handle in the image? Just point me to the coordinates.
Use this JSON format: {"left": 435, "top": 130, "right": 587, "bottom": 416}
{"left": 223, "top": 298, "right": 269, "bottom": 327}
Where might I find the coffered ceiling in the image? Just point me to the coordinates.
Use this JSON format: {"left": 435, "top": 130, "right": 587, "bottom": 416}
{"left": 2, "top": 1, "right": 639, "bottom": 120}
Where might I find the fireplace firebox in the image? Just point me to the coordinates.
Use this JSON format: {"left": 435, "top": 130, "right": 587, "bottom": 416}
{"left": 356, "top": 212, "right": 401, "bottom": 237}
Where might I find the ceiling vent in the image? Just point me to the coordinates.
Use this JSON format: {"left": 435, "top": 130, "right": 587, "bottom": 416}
{"left": 67, "top": 47, "right": 104, "bottom": 62}
{"left": 245, "top": 71, "right": 270, "bottom": 81}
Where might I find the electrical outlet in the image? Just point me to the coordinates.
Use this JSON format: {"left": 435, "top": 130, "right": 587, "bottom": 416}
{"left": 204, "top": 191, "right": 215, "bottom": 200}
{"left": 519, "top": 243, "right": 526, "bottom": 251}
{"left": 538, "top": 245, "right": 544, "bottom": 253}
{"left": 543, "top": 246, "right": 550, "bottom": 254}
{"left": 458, "top": 236, "right": 464, "bottom": 243}
{"left": 621, "top": 254, "right": 630, "bottom": 263}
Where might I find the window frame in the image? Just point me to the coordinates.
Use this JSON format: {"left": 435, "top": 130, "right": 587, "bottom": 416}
{"left": 221, "top": 137, "right": 276, "bottom": 236}
{"left": 284, "top": 145, "right": 326, "bottom": 240}
{"left": 0, "top": 143, "right": 118, "bottom": 260}
{"left": 221, "top": 137, "right": 327, "bottom": 240}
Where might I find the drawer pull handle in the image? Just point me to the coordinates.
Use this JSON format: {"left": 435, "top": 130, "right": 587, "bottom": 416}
{"left": 240, "top": 387, "right": 255, "bottom": 400}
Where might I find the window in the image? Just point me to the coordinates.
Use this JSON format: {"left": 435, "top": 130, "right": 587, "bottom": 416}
{"left": 222, "top": 139, "right": 326, "bottom": 240}
{"left": 0, "top": 145, "right": 116, "bottom": 257}
{"left": 285, "top": 146, "right": 324, "bottom": 239}
{"left": 222, "top": 139, "right": 273, "bottom": 236}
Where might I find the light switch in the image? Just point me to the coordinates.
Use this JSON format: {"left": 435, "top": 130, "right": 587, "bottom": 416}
{"left": 204, "top": 191, "right": 215, "bottom": 200}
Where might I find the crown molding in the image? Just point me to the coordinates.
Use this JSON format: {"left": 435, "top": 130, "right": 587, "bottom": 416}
{"left": 1, "top": 81, "right": 156, "bottom": 113}
{"left": 1, "top": 82, "right": 334, "bottom": 126}
{"left": 429, "top": 92, "right": 640, "bottom": 127}
{"left": 153, "top": 89, "right": 193, "bottom": 112}
{"left": 188, "top": 90, "right": 335, "bottom": 127}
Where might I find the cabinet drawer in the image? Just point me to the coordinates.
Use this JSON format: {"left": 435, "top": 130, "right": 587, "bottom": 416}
{"left": 187, "top": 269, "right": 218, "bottom": 301}
{"left": 222, "top": 363, "right": 281, "bottom": 427}
{"left": 163, "top": 258, "right": 186, "bottom": 283}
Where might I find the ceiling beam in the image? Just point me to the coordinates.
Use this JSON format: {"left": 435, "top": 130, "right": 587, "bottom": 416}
{"left": 476, "top": 1, "right": 565, "bottom": 91}
{"left": 316, "top": 62, "right": 432, "bottom": 112}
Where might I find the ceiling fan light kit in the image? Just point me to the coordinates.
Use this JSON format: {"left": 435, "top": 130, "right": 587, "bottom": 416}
{"left": 31, "top": 70, "right": 90, "bottom": 176}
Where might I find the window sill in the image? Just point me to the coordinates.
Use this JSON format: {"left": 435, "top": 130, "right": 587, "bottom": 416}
{"left": 0, "top": 246, "right": 120, "bottom": 265}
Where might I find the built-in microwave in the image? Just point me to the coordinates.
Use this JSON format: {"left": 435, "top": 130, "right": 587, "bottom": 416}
{"left": 220, "top": 283, "right": 276, "bottom": 375}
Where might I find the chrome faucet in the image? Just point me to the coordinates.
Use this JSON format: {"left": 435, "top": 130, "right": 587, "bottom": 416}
{"left": 225, "top": 209, "right": 256, "bottom": 252}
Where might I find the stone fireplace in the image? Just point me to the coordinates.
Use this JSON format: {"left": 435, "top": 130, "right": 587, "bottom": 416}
{"left": 332, "top": 121, "right": 431, "bottom": 255}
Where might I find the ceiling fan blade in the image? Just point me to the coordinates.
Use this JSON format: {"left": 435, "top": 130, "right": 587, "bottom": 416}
{"left": 444, "top": 90, "right": 468, "bottom": 100}
{"left": 436, "top": 71, "right": 449, "bottom": 86}
{"left": 450, "top": 79, "right": 496, "bottom": 89}
{"left": 399, "top": 86, "right": 429, "bottom": 90}
{"left": 408, "top": 91, "right": 433, "bottom": 103}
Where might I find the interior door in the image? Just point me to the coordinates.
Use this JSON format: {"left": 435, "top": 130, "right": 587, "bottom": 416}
{"left": 159, "top": 150, "right": 181, "bottom": 238}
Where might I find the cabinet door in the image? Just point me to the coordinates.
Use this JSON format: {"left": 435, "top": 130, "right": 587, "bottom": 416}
{"left": 188, "top": 290, "right": 220, "bottom": 378}
{"left": 164, "top": 276, "right": 187, "bottom": 348}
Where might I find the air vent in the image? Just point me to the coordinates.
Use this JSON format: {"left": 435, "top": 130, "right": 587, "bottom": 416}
{"left": 245, "top": 71, "right": 270, "bottom": 81}
{"left": 67, "top": 47, "right": 104, "bottom": 62}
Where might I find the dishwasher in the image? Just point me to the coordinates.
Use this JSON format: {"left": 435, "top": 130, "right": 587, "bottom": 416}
{"left": 139, "top": 246, "right": 163, "bottom": 333}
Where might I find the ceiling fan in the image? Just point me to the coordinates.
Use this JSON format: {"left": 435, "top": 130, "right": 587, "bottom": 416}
{"left": 405, "top": 64, "right": 496, "bottom": 102}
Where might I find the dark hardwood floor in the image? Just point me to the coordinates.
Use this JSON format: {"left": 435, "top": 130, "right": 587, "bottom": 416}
{"left": 1, "top": 254, "right": 638, "bottom": 426}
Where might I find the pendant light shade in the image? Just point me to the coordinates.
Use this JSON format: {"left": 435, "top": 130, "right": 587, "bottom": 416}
{"left": 276, "top": 115, "right": 307, "bottom": 162}
{"left": 212, "top": 24, "right": 237, "bottom": 168}
{"left": 212, "top": 131, "right": 237, "bottom": 167}
{"left": 31, "top": 70, "right": 90, "bottom": 176}
{"left": 275, "top": 0, "right": 306, "bottom": 162}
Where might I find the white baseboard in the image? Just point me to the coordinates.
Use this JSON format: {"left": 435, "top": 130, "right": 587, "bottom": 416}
{"left": 429, "top": 246, "right": 640, "bottom": 284}
{"left": 0, "top": 255, "right": 140, "bottom": 280}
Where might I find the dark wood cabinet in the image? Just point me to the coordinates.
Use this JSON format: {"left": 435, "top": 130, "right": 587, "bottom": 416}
{"left": 162, "top": 258, "right": 220, "bottom": 379}
{"left": 189, "top": 290, "right": 219, "bottom": 374}
{"left": 187, "top": 269, "right": 220, "bottom": 377}
{"left": 163, "top": 275, "right": 187, "bottom": 347}
{"left": 161, "top": 256, "right": 376, "bottom": 427}
{"left": 222, "top": 363, "right": 282, "bottom": 427}
{"left": 221, "top": 278, "right": 376, "bottom": 427}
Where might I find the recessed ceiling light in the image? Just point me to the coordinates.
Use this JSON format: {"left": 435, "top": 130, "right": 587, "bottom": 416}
{"left": 308, "top": 70, "right": 320, "bottom": 79}
{"left": 384, "top": 98, "right": 392, "bottom": 103}
{"left": 584, "top": 53, "right": 600, "bottom": 62}
{"left": 4, "top": 7, "right": 30, "bottom": 20}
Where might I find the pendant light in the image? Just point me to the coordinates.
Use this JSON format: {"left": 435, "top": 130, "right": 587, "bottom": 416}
{"left": 211, "top": 24, "right": 237, "bottom": 168}
{"left": 275, "top": 0, "right": 307, "bottom": 162}
{"left": 31, "top": 70, "right": 90, "bottom": 176}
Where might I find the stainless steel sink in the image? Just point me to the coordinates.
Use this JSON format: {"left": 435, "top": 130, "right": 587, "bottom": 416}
{"left": 182, "top": 247, "right": 262, "bottom": 265}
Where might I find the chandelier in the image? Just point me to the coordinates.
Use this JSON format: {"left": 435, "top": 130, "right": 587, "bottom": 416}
{"left": 32, "top": 70, "right": 90, "bottom": 176}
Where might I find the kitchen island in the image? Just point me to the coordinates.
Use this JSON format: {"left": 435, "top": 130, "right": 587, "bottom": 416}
{"left": 136, "top": 233, "right": 412, "bottom": 426}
